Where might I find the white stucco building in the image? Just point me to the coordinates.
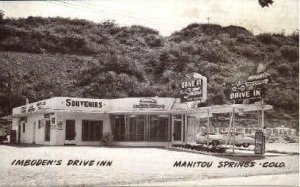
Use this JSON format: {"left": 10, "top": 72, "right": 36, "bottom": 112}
{"left": 11, "top": 97, "right": 272, "bottom": 146}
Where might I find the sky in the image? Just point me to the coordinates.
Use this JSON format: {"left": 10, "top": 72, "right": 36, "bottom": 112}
{"left": 0, "top": 0, "right": 299, "bottom": 36}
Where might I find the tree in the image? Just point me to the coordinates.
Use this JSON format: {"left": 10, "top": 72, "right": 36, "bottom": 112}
{"left": 258, "top": 0, "right": 274, "bottom": 7}
{"left": 0, "top": 10, "right": 4, "bottom": 22}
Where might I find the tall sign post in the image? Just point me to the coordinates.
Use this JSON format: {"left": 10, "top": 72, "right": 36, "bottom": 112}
{"left": 180, "top": 73, "right": 208, "bottom": 145}
{"left": 229, "top": 63, "right": 270, "bottom": 155}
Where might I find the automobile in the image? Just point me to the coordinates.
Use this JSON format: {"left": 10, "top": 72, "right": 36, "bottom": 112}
{"left": 0, "top": 126, "right": 7, "bottom": 144}
{"left": 196, "top": 133, "right": 255, "bottom": 147}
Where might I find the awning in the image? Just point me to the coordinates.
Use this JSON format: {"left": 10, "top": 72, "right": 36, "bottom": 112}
{"left": 187, "top": 103, "right": 273, "bottom": 115}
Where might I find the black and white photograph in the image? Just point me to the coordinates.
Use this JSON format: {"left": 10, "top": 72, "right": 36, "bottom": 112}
{"left": 0, "top": 0, "right": 299, "bottom": 186}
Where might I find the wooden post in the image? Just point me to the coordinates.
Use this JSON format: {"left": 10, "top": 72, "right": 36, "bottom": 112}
{"left": 194, "top": 118, "right": 196, "bottom": 141}
{"left": 232, "top": 107, "right": 235, "bottom": 154}
{"left": 206, "top": 109, "right": 210, "bottom": 147}
{"left": 185, "top": 112, "right": 187, "bottom": 143}
{"left": 227, "top": 111, "right": 233, "bottom": 146}
{"left": 261, "top": 98, "right": 264, "bottom": 130}
{"left": 8, "top": 72, "right": 12, "bottom": 114}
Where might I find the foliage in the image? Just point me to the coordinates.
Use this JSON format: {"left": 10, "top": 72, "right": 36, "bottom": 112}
{"left": 0, "top": 17, "right": 298, "bottom": 125}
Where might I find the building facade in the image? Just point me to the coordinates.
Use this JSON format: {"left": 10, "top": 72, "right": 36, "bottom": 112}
{"left": 12, "top": 97, "right": 191, "bottom": 146}
{"left": 11, "top": 97, "right": 274, "bottom": 146}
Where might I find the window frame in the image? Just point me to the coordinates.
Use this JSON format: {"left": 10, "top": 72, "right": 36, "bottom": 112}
{"left": 81, "top": 120, "right": 103, "bottom": 142}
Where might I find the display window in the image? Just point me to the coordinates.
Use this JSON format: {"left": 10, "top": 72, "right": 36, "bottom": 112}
{"left": 82, "top": 120, "right": 103, "bottom": 141}
{"left": 149, "top": 115, "right": 169, "bottom": 142}
{"left": 127, "top": 115, "right": 145, "bottom": 141}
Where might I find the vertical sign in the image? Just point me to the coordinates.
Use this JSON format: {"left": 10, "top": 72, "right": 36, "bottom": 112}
{"left": 254, "top": 131, "right": 265, "bottom": 154}
{"left": 180, "top": 73, "right": 207, "bottom": 103}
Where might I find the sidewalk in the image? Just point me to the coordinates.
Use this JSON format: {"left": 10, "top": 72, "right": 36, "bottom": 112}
{"left": 137, "top": 173, "right": 299, "bottom": 186}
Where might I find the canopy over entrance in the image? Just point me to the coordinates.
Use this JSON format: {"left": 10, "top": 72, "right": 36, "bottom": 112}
{"left": 187, "top": 103, "right": 273, "bottom": 114}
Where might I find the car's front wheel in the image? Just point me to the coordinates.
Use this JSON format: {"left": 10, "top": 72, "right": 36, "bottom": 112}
{"left": 242, "top": 143, "right": 250, "bottom": 148}
{"left": 211, "top": 140, "right": 219, "bottom": 147}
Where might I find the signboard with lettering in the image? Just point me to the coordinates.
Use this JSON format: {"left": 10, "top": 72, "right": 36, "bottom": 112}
{"left": 57, "top": 121, "right": 64, "bottom": 130}
{"left": 12, "top": 97, "right": 108, "bottom": 115}
{"left": 229, "top": 81, "right": 265, "bottom": 100}
{"left": 109, "top": 97, "right": 175, "bottom": 112}
{"left": 254, "top": 131, "right": 265, "bottom": 154}
{"left": 20, "top": 101, "right": 47, "bottom": 114}
{"left": 133, "top": 98, "right": 165, "bottom": 109}
{"left": 180, "top": 73, "right": 207, "bottom": 103}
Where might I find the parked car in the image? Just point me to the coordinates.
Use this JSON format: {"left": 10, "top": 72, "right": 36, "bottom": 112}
{"left": 196, "top": 133, "right": 255, "bottom": 147}
{"left": 0, "top": 126, "right": 7, "bottom": 144}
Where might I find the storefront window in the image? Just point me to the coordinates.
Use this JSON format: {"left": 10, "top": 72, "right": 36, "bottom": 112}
{"left": 112, "top": 114, "right": 171, "bottom": 142}
{"left": 127, "top": 115, "right": 145, "bottom": 141}
{"left": 82, "top": 120, "right": 103, "bottom": 141}
{"left": 149, "top": 115, "right": 169, "bottom": 141}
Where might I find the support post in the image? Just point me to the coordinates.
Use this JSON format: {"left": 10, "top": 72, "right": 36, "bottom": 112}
{"left": 232, "top": 107, "right": 236, "bottom": 154}
{"left": 206, "top": 109, "right": 210, "bottom": 147}
{"left": 261, "top": 98, "right": 264, "bottom": 130}
{"left": 184, "top": 112, "right": 187, "bottom": 143}
{"left": 8, "top": 72, "right": 12, "bottom": 114}
{"left": 227, "top": 111, "right": 233, "bottom": 146}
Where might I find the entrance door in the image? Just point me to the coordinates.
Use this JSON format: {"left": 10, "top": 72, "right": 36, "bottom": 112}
{"left": 172, "top": 114, "right": 184, "bottom": 142}
{"left": 32, "top": 122, "right": 36, "bottom": 144}
{"left": 65, "top": 120, "right": 76, "bottom": 144}
{"left": 18, "top": 124, "right": 21, "bottom": 143}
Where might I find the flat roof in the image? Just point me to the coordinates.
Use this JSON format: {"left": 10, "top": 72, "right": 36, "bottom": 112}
{"left": 11, "top": 97, "right": 273, "bottom": 118}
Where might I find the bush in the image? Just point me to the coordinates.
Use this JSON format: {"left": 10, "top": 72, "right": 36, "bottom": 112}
{"left": 171, "top": 144, "right": 227, "bottom": 153}
{"left": 279, "top": 45, "right": 299, "bottom": 62}
{"left": 102, "top": 132, "right": 113, "bottom": 146}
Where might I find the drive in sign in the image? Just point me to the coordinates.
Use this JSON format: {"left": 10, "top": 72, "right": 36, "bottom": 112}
{"left": 230, "top": 88, "right": 263, "bottom": 100}
{"left": 229, "top": 79, "right": 266, "bottom": 100}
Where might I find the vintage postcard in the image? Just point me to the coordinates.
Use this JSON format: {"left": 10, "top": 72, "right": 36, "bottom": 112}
{"left": 0, "top": 0, "right": 299, "bottom": 186}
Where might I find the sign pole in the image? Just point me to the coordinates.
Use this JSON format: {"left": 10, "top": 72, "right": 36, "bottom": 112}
{"left": 232, "top": 107, "right": 235, "bottom": 154}
{"left": 261, "top": 98, "right": 264, "bottom": 130}
{"left": 206, "top": 109, "right": 210, "bottom": 147}
{"left": 227, "top": 111, "right": 233, "bottom": 147}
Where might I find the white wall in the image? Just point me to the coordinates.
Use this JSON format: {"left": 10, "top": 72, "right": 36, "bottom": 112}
{"left": 56, "top": 112, "right": 111, "bottom": 146}
{"left": 12, "top": 113, "right": 58, "bottom": 145}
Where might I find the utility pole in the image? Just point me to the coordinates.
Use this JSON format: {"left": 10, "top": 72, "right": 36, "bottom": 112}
{"left": 8, "top": 72, "right": 12, "bottom": 114}
{"left": 207, "top": 17, "right": 211, "bottom": 24}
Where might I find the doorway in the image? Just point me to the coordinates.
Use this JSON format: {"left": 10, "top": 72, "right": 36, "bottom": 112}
{"left": 32, "top": 122, "right": 36, "bottom": 144}
{"left": 65, "top": 120, "right": 76, "bottom": 144}
{"left": 18, "top": 124, "right": 21, "bottom": 143}
{"left": 172, "top": 114, "right": 184, "bottom": 142}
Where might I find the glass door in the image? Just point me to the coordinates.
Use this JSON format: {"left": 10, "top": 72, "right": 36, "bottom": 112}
{"left": 65, "top": 120, "right": 76, "bottom": 144}
{"left": 127, "top": 115, "right": 145, "bottom": 141}
{"left": 172, "top": 114, "right": 184, "bottom": 142}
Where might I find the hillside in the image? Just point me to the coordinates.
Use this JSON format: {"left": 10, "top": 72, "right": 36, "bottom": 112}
{"left": 0, "top": 17, "right": 298, "bottom": 128}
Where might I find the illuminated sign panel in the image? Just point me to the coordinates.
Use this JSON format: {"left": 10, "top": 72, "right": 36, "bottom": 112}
{"left": 180, "top": 73, "right": 207, "bottom": 103}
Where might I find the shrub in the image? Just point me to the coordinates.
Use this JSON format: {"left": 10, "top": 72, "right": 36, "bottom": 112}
{"left": 279, "top": 45, "right": 299, "bottom": 62}
{"left": 102, "top": 132, "right": 113, "bottom": 146}
{"left": 171, "top": 144, "right": 227, "bottom": 153}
